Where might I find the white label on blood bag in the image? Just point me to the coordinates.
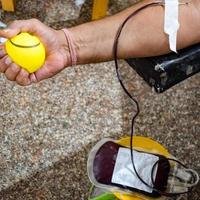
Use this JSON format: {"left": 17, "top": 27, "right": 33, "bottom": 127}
{"left": 111, "top": 147, "right": 159, "bottom": 193}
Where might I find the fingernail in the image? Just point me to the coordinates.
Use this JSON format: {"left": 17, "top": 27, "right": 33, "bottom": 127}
{"left": 30, "top": 73, "right": 38, "bottom": 83}
{"left": 0, "top": 49, "right": 5, "bottom": 57}
{"left": 5, "top": 56, "right": 12, "bottom": 65}
{"left": 3, "top": 28, "right": 11, "bottom": 33}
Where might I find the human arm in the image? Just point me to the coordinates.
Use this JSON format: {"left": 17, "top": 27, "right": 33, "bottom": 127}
{"left": 70, "top": 0, "right": 200, "bottom": 63}
{"left": 0, "top": 0, "right": 200, "bottom": 86}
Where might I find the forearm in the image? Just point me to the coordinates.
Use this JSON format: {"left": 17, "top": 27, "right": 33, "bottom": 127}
{"left": 1, "top": 1, "right": 200, "bottom": 85}
{"left": 63, "top": 0, "right": 200, "bottom": 65}
{"left": 68, "top": 1, "right": 151, "bottom": 64}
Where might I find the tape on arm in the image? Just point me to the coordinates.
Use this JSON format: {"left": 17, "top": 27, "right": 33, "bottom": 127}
{"left": 164, "top": 0, "right": 180, "bottom": 53}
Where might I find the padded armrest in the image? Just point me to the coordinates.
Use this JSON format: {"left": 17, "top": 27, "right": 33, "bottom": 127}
{"left": 126, "top": 43, "right": 200, "bottom": 93}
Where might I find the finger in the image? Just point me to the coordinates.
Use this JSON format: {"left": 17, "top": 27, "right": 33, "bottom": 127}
{"left": 34, "top": 63, "right": 54, "bottom": 82}
{"left": 0, "top": 48, "right": 6, "bottom": 58}
{"left": 0, "top": 27, "right": 20, "bottom": 39}
{"left": 29, "top": 73, "right": 38, "bottom": 83}
{"left": 16, "top": 69, "right": 31, "bottom": 86}
{"left": 0, "top": 56, "right": 11, "bottom": 73}
{"left": 34, "top": 54, "right": 66, "bottom": 82}
{"left": 0, "top": 19, "right": 42, "bottom": 39}
{"left": 5, "top": 63, "right": 21, "bottom": 81}
{"left": 0, "top": 43, "right": 5, "bottom": 49}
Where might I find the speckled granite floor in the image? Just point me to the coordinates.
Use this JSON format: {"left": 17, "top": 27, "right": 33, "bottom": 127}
{"left": 0, "top": 0, "right": 199, "bottom": 200}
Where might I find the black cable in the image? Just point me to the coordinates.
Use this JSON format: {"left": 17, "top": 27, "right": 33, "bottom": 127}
{"left": 113, "top": 1, "right": 196, "bottom": 197}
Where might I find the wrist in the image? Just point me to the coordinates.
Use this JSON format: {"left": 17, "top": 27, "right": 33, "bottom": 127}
{"left": 68, "top": 25, "right": 101, "bottom": 65}
{"left": 56, "top": 29, "right": 71, "bottom": 67}
{"left": 57, "top": 27, "right": 90, "bottom": 65}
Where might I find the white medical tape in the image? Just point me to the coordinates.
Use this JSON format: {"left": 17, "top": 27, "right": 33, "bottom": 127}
{"left": 164, "top": 0, "right": 180, "bottom": 53}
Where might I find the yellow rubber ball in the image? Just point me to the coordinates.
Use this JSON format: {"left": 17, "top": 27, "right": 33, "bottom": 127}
{"left": 5, "top": 32, "right": 46, "bottom": 73}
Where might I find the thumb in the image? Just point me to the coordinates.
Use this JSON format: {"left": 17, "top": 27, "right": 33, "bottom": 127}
{"left": 0, "top": 19, "right": 40, "bottom": 39}
{"left": 0, "top": 28, "right": 20, "bottom": 39}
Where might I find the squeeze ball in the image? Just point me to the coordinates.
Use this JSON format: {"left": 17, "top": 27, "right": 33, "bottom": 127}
{"left": 5, "top": 32, "right": 46, "bottom": 73}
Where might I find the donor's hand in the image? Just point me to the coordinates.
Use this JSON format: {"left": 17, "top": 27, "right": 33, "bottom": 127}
{"left": 0, "top": 19, "right": 70, "bottom": 86}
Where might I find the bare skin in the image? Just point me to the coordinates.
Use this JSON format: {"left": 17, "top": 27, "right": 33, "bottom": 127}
{"left": 0, "top": 0, "right": 200, "bottom": 86}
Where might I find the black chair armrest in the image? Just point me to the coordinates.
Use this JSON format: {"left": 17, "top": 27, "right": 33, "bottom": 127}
{"left": 126, "top": 43, "right": 200, "bottom": 93}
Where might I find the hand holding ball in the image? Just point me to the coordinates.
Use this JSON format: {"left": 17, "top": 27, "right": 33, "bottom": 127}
{"left": 5, "top": 32, "right": 46, "bottom": 73}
